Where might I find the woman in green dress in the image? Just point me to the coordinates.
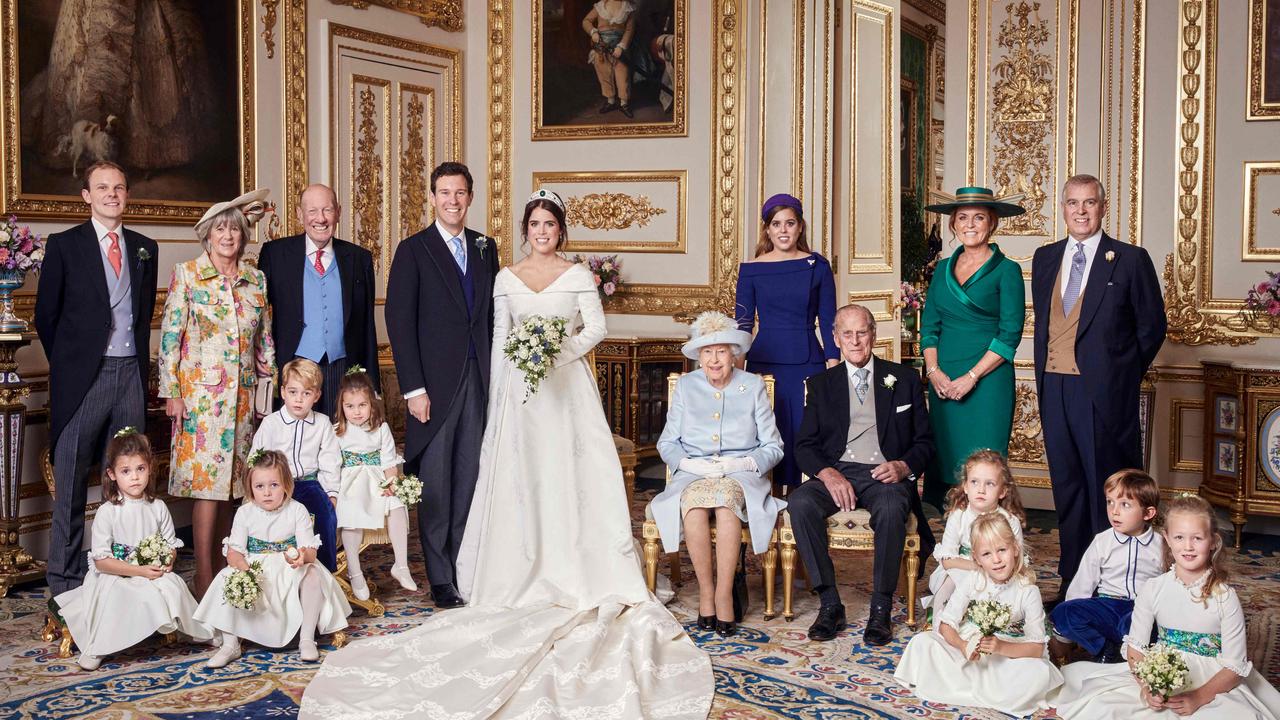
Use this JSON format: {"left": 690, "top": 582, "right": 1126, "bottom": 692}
{"left": 919, "top": 187, "right": 1026, "bottom": 511}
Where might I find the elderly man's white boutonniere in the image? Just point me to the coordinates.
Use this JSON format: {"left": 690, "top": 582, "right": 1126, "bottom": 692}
{"left": 883, "top": 374, "right": 897, "bottom": 389}
{"left": 1105, "top": 250, "right": 1116, "bottom": 262}
{"left": 475, "top": 235, "right": 490, "bottom": 259}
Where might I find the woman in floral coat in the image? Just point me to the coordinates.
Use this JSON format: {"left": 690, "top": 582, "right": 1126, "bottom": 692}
{"left": 159, "top": 189, "right": 275, "bottom": 596}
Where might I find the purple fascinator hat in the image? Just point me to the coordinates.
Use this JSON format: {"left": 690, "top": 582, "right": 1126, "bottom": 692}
{"left": 761, "top": 193, "right": 803, "bottom": 221}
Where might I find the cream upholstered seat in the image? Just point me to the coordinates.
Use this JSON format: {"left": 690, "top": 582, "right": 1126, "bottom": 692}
{"left": 640, "top": 373, "right": 781, "bottom": 620}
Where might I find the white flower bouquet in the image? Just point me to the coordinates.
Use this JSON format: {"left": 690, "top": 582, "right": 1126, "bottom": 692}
{"left": 223, "top": 561, "right": 264, "bottom": 610}
{"left": 132, "top": 532, "right": 175, "bottom": 567}
{"left": 963, "top": 599, "right": 1013, "bottom": 658}
{"left": 380, "top": 474, "right": 423, "bottom": 508}
{"left": 502, "top": 314, "right": 569, "bottom": 402}
{"left": 1134, "top": 644, "right": 1189, "bottom": 701}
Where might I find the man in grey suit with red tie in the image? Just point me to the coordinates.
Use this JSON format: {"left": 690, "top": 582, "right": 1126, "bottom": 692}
{"left": 35, "top": 161, "right": 158, "bottom": 596}
{"left": 1032, "top": 174, "right": 1166, "bottom": 598}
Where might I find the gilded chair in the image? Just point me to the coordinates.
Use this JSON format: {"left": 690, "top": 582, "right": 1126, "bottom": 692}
{"left": 641, "top": 372, "right": 781, "bottom": 620}
{"left": 776, "top": 383, "right": 923, "bottom": 627}
{"left": 335, "top": 530, "right": 389, "bottom": 617}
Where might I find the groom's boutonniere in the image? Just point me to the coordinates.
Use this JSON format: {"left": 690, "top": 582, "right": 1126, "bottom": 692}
{"left": 475, "top": 235, "right": 490, "bottom": 259}
{"left": 1105, "top": 250, "right": 1116, "bottom": 263}
{"left": 883, "top": 374, "right": 897, "bottom": 389}
{"left": 137, "top": 247, "right": 151, "bottom": 261}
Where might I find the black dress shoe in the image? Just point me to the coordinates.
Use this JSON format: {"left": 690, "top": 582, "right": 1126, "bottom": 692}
{"left": 696, "top": 615, "right": 715, "bottom": 631}
{"left": 863, "top": 604, "right": 894, "bottom": 646}
{"left": 619, "top": 104, "right": 634, "bottom": 118}
{"left": 715, "top": 618, "right": 736, "bottom": 637}
{"left": 430, "top": 583, "right": 466, "bottom": 609}
{"left": 1096, "top": 640, "right": 1124, "bottom": 664}
{"left": 599, "top": 101, "right": 619, "bottom": 114}
{"left": 807, "top": 604, "right": 847, "bottom": 641}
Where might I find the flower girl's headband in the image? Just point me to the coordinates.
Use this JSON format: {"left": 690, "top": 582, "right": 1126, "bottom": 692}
{"left": 527, "top": 188, "right": 566, "bottom": 213}
{"left": 114, "top": 426, "right": 140, "bottom": 439}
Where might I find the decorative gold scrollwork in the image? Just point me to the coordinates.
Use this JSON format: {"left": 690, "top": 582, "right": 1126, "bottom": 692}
{"left": 1009, "top": 383, "right": 1046, "bottom": 465}
{"left": 261, "top": 0, "right": 280, "bottom": 59}
{"left": 565, "top": 193, "right": 667, "bottom": 231}
{"left": 400, "top": 92, "right": 428, "bottom": 239}
{"left": 353, "top": 86, "right": 384, "bottom": 269}
{"left": 329, "top": 0, "right": 463, "bottom": 31}
{"left": 990, "top": 1, "right": 1053, "bottom": 236}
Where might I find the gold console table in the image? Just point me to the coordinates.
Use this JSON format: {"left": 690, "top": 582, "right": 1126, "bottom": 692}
{"left": 1200, "top": 360, "right": 1280, "bottom": 548}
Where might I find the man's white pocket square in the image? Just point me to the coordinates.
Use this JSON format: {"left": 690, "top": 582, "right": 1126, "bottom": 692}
{"left": 896, "top": 404, "right": 911, "bottom": 413}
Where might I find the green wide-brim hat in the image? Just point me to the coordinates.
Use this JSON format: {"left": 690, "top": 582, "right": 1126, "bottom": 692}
{"left": 924, "top": 186, "right": 1026, "bottom": 218}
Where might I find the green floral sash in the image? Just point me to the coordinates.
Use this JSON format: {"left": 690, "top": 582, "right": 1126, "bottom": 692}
{"left": 246, "top": 535, "right": 298, "bottom": 554}
{"left": 342, "top": 449, "right": 381, "bottom": 468}
{"left": 1158, "top": 626, "right": 1222, "bottom": 657}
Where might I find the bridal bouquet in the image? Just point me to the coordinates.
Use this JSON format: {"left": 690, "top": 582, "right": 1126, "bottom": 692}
{"left": 223, "top": 561, "right": 265, "bottom": 610}
{"left": 503, "top": 314, "right": 569, "bottom": 401}
{"left": 963, "top": 599, "right": 1013, "bottom": 658}
{"left": 132, "top": 532, "right": 175, "bottom": 567}
{"left": 380, "top": 474, "right": 423, "bottom": 508}
{"left": 1134, "top": 644, "right": 1189, "bottom": 701}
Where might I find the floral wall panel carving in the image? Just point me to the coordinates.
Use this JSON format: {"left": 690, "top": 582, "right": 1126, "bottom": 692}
{"left": 398, "top": 86, "right": 435, "bottom": 240}
{"left": 352, "top": 77, "right": 391, "bottom": 272}
{"left": 532, "top": 171, "right": 686, "bottom": 254}
{"left": 1009, "top": 382, "right": 1047, "bottom": 466}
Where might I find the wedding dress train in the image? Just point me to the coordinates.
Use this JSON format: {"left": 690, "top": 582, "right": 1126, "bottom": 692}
{"left": 300, "top": 264, "right": 713, "bottom": 719}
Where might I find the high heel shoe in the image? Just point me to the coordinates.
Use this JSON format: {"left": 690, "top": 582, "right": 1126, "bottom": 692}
{"left": 696, "top": 615, "right": 715, "bottom": 631}
{"left": 715, "top": 618, "right": 737, "bottom": 637}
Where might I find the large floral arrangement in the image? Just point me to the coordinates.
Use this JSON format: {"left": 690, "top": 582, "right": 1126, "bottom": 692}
{"left": 1245, "top": 271, "right": 1280, "bottom": 318}
{"left": 898, "top": 281, "right": 925, "bottom": 312}
{"left": 0, "top": 216, "right": 45, "bottom": 273}
{"left": 503, "top": 314, "right": 569, "bottom": 401}
{"left": 1134, "top": 644, "right": 1189, "bottom": 701}
{"left": 572, "top": 254, "right": 623, "bottom": 297}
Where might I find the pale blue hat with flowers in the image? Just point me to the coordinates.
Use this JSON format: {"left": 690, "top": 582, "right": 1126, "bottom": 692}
{"left": 682, "top": 311, "right": 753, "bottom": 359}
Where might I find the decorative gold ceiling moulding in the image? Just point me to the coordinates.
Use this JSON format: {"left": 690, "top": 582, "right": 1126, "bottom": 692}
{"left": 284, "top": 0, "right": 308, "bottom": 235}
{"left": 329, "top": 0, "right": 463, "bottom": 31}
{"left": 904, "top": 0, "right": 946, "bottom": 25}
{"left": 1163, "top": 0, "right": 1264, "bottom": 345}
{"left": 490, "top": 0, "right": 744, "bottom": 316}
{"left": 847, "top": 0, "right": 896, "bottom": 275}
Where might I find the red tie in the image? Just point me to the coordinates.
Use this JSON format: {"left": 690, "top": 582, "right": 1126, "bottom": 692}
{"left": 106, "top": 231, "right": 122, "bottom": 277}
{"left": 314, "top": 249, "right": 325, "bottom": 276}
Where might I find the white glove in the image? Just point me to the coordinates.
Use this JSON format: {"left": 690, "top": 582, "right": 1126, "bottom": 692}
{"left": 678, "top": 457, "right": 725, "bottom": 477}
{"left": 718, "top": 456, "right": 759, "bottom": 474}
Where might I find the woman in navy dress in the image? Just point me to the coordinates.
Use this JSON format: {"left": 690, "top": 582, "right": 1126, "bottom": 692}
{"left": 735, "top": 193, "right": 840, "bottom": 487}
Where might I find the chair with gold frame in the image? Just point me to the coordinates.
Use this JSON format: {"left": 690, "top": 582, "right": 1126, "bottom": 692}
{"left": 640, "top": 372, "right": 781, "bottom": 620}
{"left": 775, "top": 381, "right": 923, "bottom": 627}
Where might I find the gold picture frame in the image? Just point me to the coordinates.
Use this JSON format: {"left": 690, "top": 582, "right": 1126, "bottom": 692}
{"left": 531, "top": 170, "right": 686, "bottom": 253}
{"left": 532, "top": 0, "right": 687, "bottom": 140}
{"left": 0, "top": 0, "right": 255, "bottom": 223}
{"left": 1249, "top": 0, "right": 1280, "bottom": 120}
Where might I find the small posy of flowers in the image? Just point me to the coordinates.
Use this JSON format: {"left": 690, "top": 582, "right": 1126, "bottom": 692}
{"left": 132, "top": 532, "right": 175, "bottom": 567}
{"left": 572, "top": 254, "right": 623, "bottom": 297}
{"left": 0, "top": 215, "right": 45, "bottom": 273}
{"left": 1133, "top": 644, "right": 1190, "bottom": 701}
{"left": 965, "top": 599, "right": 1013, "bottom": 638}
{"left": 503, "top": 314, "right": 569, "bottom": 402}
{"left": 380, "top": 474, "right": 423, "bottom": 508}
{"left": 223, "top": 561, "right": 265, "bottom": 610}
{"left": 1245, "top": 271, "right": 1280, "bottom": 318}
{"left": 898, "top": 281, "right": 924, "bottom": 312}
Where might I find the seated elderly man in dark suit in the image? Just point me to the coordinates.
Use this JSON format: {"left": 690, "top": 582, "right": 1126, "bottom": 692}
{"left": 791, "top": 303, "right": 936, "bottom": 645}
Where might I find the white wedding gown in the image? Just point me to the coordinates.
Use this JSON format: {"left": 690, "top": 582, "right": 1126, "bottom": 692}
{"left": 300, "top": 264, "right": 714, "bottom": 720}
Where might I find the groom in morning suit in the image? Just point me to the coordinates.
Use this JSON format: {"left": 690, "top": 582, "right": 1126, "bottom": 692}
{"left": 385, "top": 162, "right": 499, "bottom": 609}
{"left": 791, "top": 304, "right": 936, "bottom": 646}
{"left": 1032, "top": 174, "right": 1165, "bottom": 596}
{"left": 257, "top": 183, "right": 379, "bottom": 418}
{"left": 35, "top": 161, "right": 158, "bottom": 595}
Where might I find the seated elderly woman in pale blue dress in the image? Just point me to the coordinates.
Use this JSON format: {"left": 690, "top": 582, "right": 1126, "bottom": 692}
{"left": 654, "top": 311, "right": 785, "bottom": 637}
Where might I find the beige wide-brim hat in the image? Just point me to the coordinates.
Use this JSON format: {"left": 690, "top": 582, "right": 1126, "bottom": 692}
{"left": 194, "top": 188, "right": 271, "bottom": 237}
{"left": 682, "top": 311, "right": 753, "bottom": 359}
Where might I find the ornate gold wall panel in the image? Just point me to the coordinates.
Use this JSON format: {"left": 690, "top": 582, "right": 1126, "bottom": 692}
{"left": 1169, "top": 398, "right": 1205, "bottom": 472}
{"left": 1243, "top": 161, "right": 1280, "bottom": 260}
{"left": 531, "top": 171, "right": 686, "bottom": 253}
{"left": 284, "top": 0, "right": 308, "bottom": 234}
{"left": 844, "top": 1, "right": 895, "bottom": 275}
{"left": 846, "top": 290, "right": 895, "bottom": 322}
{"left": 329, "top": 0, "right": 464, "bottom": 30}
{"left": 351, "top": 76, "right": 391, "bottom": 271}
{"left": 1249, "top": 0, "right": 1280, "bottom": 119}
{"left": 1009, "top": 382, "right": 1047, "bottom": 467}
{"left": 487, "top": 0, "right": 514, "bottom": 266}
{"left": 398, "top": 85, "right": 434, "bottom": 239}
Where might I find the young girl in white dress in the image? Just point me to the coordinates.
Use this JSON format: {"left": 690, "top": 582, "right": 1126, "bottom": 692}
{"left": 195, "top": 450, "right": 351, "bottom": 668}
{"left": 54, "top": 428, "right": 212, "bottom": 670}
{"left": 1057, "top": 495, "right": 1280, "bottom": 719}
{"left": 896, "top": 511, "right": 1063, "bottom": 717}
{"left": 926, "top": 449, "right": 1026, "bottom": 614}
{"left": 332, "top": 368, "right": 416, "bottom": 600}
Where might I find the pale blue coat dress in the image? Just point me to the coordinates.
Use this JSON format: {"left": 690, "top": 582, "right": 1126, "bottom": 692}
{"left": 653, "top": 369, "right": 785, "bottom": 555}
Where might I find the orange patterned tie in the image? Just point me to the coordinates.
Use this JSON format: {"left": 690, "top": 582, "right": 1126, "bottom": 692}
{"left": 106, "top": 231, "right": 122, "bottom": 277}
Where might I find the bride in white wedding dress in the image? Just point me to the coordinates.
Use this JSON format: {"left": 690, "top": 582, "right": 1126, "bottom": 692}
{"left": 299, "top": 191, "right": 714, "bottom": 719}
